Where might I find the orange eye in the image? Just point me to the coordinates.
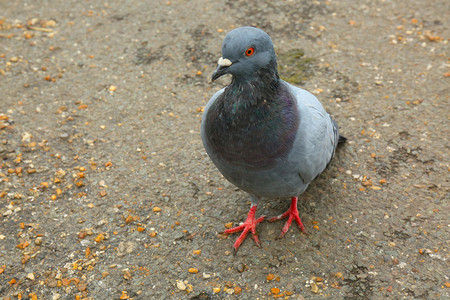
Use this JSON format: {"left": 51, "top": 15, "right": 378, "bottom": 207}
{"left": 245, "top": 47, "right": 255, "bottom": 56}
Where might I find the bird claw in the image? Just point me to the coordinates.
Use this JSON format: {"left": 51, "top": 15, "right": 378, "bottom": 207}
{"left": 222, "top": 205, "right": 264, "bottom": 251}
{"left": 268, "top": 214, "right": 284, "bottom": 222}
{"left": 270, "top": 197, "right": 306, "bottom": 237}
{"left": 222, "top": 223, "right": 246, "bottom": 234}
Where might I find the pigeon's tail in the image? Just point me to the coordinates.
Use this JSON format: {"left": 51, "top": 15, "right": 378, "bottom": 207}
{"left": 329, "top": 118, "right": 343, "bottom": 161}
{"left": 314, "top": 119, "right": 344, "bottom": 181}
{"left": 338, "top": 135, "right": 347, "bottom": 145}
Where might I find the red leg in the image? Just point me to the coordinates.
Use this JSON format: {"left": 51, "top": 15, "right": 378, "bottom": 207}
{"left": 223, "top": 204, "right": 265, "bottom": 251}
{"left": 269, "top": 197, "right": 306, "bottom": 238}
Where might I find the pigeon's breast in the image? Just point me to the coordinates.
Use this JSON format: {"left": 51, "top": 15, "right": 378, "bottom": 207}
{"left": 204, "top": 86, "right": 299, "bottom": 171}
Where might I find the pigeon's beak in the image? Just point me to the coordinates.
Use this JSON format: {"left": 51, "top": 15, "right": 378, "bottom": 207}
{"left": 211, "top": 57, "right": 232, "bottom": 82}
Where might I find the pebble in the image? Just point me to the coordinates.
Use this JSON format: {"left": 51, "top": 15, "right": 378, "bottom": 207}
{"left": 310, "top": 282, "right": 319, "bottom": 293}
{"left": 236, "top": 262, "right": 245, "bottom": 273}
{"left": 77, "top": 283, "right": 87, "bottom": 291}
{"left": 80, "top": 240, "right": 91, "bottom": 247}
{"left": 47, "top": 279, "right": 57, "bottom": 287}
{"left": 26, "top": 273, "right": 35, "bottom": 280}
{"left": 357, "top": 273, "right": 368, "bottom": 279}
{"left": 173, "top": 231, "right": 184, "bottom": 240}
{"left": 34, "top": 237, "right": 42, "bottom": 245}
{"left": 52, "top": 294, "right": 61, "bottom": 300}
{"left": 176, "top": 280, "right": 186, "bottom": 291}
{"left": 45, "top": 20, "right": 57, "bottom": 27}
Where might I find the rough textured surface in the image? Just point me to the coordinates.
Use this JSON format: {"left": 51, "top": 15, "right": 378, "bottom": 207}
{"left": 0, "top": 0, "right": 449, "bottom": 299}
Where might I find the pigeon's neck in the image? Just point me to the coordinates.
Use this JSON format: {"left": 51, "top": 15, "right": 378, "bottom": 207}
{"left": 205, "top": 69, "right": 299, "bottom": 170}
{"left": 228, "top": 64, "right": 280, "bottom": 106}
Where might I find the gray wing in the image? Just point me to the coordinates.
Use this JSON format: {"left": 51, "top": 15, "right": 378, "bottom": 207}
{"left": 328, "top": 118, "right": 340, "bottom": 168}
{"left": 284, "top": 82, "right": 339, "bottom": 184}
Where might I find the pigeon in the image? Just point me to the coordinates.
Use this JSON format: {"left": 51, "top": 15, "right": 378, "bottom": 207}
{"left": 201, "top": 27, "right": 344, "bottom": 251}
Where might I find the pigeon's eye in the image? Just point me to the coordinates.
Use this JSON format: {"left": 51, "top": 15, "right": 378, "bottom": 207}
{"left": 245, "top": 47, "right": 255, "bottom": 56}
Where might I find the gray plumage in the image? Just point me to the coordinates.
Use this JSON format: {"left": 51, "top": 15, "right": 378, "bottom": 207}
{"left": 202, "top": 27, "right": 339, "bottom": 199}
{"left": 200, "top": 27, "right": 342, "bottom": 249}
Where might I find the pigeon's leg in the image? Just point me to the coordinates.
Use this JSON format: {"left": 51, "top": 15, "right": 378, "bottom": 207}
{"left": 269, "top": 197, "right": 306, "bottom": 238}
{"left": 222, "top": 203, "right": 265, "bottom": 251}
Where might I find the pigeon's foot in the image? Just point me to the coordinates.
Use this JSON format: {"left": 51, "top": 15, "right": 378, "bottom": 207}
{"left": 269, "top": 197, "right": 306, "bottom": 238}
{"left": 222, "top": 204, "right": 265, "bottom": 251}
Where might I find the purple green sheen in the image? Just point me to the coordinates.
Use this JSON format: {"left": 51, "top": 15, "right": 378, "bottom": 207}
{"left": 205, "top": 67, "right": 298, "bottom": 170}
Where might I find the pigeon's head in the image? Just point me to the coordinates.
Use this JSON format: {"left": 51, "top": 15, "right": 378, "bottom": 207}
{"left": 212, "top": 27, "right": 277, "bottom": 82}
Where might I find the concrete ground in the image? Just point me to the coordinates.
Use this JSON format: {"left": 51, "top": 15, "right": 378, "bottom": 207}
{"left": 0, "top": 0, "right": 448, "bottom": 299}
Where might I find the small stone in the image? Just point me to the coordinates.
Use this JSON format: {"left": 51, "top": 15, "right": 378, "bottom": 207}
{"left": 26, "top": 273, "right": 35, "bottom": 280}
{"left": 47, "top": 279, "right": 57, "bottom": 287}
{"left": 45, "top": 20, "right": 57, "bottom": 27}
{"left": 217, "top": 233, "right": 228, "bottom": 240}
{"left": 35, "top": 237, "right": 42, "bottom": 245}
{"left": 52, "top": 293, "right": 61, "bottom": 300}
{"left": 310, "top": 282, "right": 319, "bottom": 293}
{"left": 123, "top": 269, "right": 132, "bottom": 280}
{"left": 236, "top": 263, "right": 245, "bottom": 273}
{"left": 177, "top": 281, "right": 186, "bottom": 291}
{"left": 357, "top": 273, "right": 368, "bottom": 279}
{"left": 77, "top": 282, "right": 87, "bottom": 291}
